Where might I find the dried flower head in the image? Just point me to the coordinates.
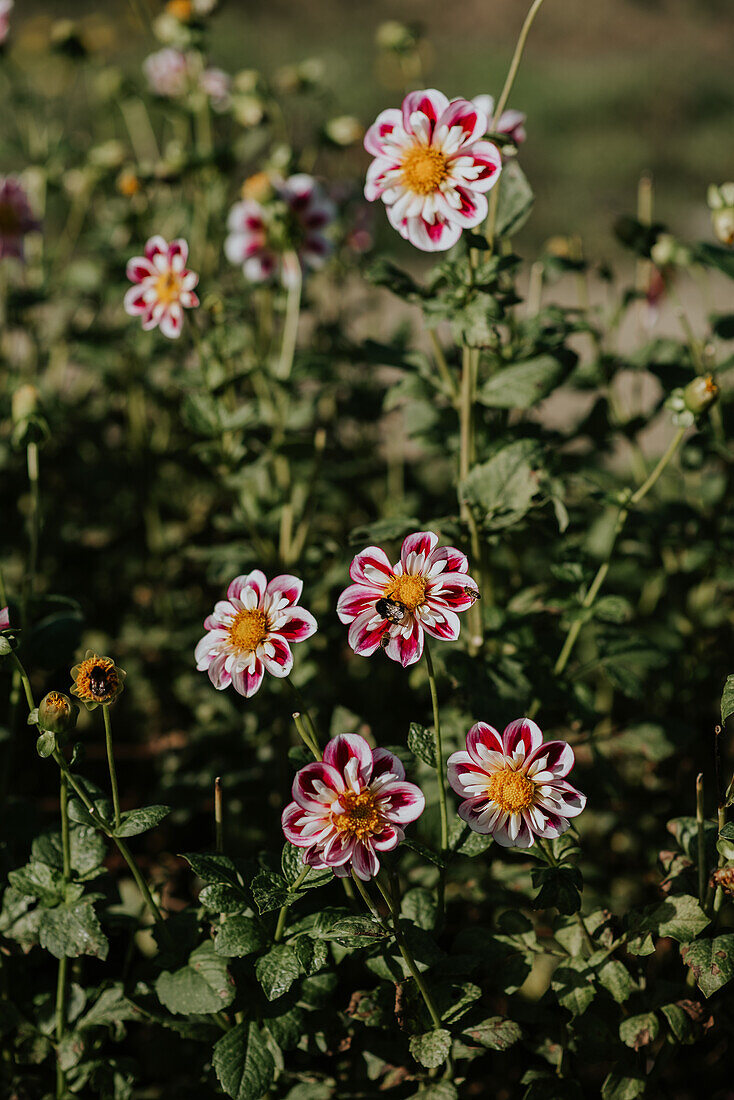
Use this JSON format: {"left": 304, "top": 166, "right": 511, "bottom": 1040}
{"left": 70, "top": 651, "right": 126, "bottom": 709}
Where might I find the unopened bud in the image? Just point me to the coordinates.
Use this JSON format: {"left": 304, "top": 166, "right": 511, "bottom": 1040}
{"left": 38, "top": 691, "right": 78, "bottom": 735}
{"left": 12, "top": 384, "right": 39, "bottom": 424}
{"left": 683, "top": 374, "right": 719, "bottom": 416}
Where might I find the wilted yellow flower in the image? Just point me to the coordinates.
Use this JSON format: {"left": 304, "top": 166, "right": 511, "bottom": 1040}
{"left": 71, "top": 651, "right": 126, "bottom": 709}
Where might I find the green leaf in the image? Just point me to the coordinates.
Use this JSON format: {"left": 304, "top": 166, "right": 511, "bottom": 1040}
{"left": 494, "top": 160, "right": 534, "bottom": 237}
{"left": 633, "top": 894, "right": 709, "bottom": 944}
{"left": 721, "top": 674, "right": 734, "bottom": 725}
{"left": 78, "top": 986, "right": 139, "bottom": 1030}
{"left": 214, "top": 915, "right": 267, "bottom": 958}
{"left": 449, "top": 819, "right": 492, "bottom": 857}
{"left": 462, "top": 440, "right": 542, "bottom": 530}
{"left": 694, "top": 242, "right": 734, "bottom": 279}
{"left": 199, "top": 883, "right": 247, "bottom": 915}
{"left": 281, "top": 843, "right": 332, "bottom": 889}
{"left": 407, "top": 722, "right": 436, "bottom": 767}
{"left": 680, "top": 934, "right": 734, "bottom": 997}
{"left": 551, "top": 958, "right": 596, "bottom": 1015}
{"left": 181, "top": 852, "right": 242, "bottom": 887}
{"left": 155, "top": 942, "right": 235, "bottom": 1015}
{"left": 595, "top": 958, "right": 635, "bottom": 1004}
{"left": 478, "top": 355, "right": 565, "bottom": 410}
{"left": 213, "top": 1021, "right": 275, "bottom": 1100}
{"left": 262, "top": 1006, "right": 304, "bottom": 1051}
{"left": 660, "top": 999, "right": 711, "bottom": 1043}
{"left": 255, "top": 945, "right": 301, "bottom": 1001}
{"left": 462, "top": 1016, "right": 521, "bottom": 1051}
{"left": 401, "top": 888, "right": 437, "bottom": 932}
{"left": 36, "top": 730, "right": 56, "bottom": 758}
{"left": 113, "top": 805, "right": 172, "bottom": 837}
{"left": 8, "top": 862, "right": 65, "bottom": 906}
{"left": 619, "top": 1012, "right": 659, "bottom": 1050}
{"left": 251, "top": 870, "right": 303, "bottom": 915}
{"left": 39, "top": 900, "right": 108, "bottom": 960}
{"left": 601, "top": 1068, "right": 646, "bottom": 1100}
{"left": 409, "top": 1028, "right": 452, "bottom": 1069}
{"left": 320, "top": 915, "right": 387, "bottom": 948}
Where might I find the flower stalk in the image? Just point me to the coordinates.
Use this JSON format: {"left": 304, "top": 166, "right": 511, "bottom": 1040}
{"left": 102, "top": 705, "right": 122, "bottom": 831}
{"left": 373, "top": 875, "right": 443, "bottom": 1030}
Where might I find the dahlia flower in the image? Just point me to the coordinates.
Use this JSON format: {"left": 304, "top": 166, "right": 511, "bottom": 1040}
{"left": 224, "top": 174, "right": 335, "bottom": 285}
{"left": 124, "top": 236, "right": 199, "bottom": 339}
{"left": 195, "top": 571, "right": 317, "bottom": 698}
{"left": 143, "top": 47, "right": 191, "bottom": 98}
{"left": 0, "top": 177, "right": 39, "bottom": 261}
{"left": 70, "top": 652, "right": 126, "bottom": 710}
{"left": 337, "top": 530, "right": 479, "bottom": 668}
{"left": 282, "top": 733, "right": 425, "bottom": 880}
{"left": 447, "top": 719, "right": 586, "bottom": 849}
{"left": 0, "top": 1, "right": 12, "bottom": 46}
{"left": 472, "top": 94, "right": 527, "bottom": 147}
{"left": 0, "top": 606, "right": 9, "bottom": 630}
{"left": 364, "top": 89, "right": 502, "bottom": 252}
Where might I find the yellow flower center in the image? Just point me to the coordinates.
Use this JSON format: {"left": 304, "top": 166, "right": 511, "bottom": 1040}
{"left": 333, "top": 789, "right": 380, "bottom": 840}
{"left": 488, "top": 768, "right": 535, "bottom": 813}
{"left": 74, "top": 657, "right": 119, "bottom": 703}
{"left": 383, "top": 573, "right": 427, "bottom": 611}
{"left": 401, "top": 145, "right": 449, "bottom": 196}
{"left": 228, "top": 609, "right": 269, "bottom": 654}
{"left": 154, "top": 270, "right": 182, "bottom": 306}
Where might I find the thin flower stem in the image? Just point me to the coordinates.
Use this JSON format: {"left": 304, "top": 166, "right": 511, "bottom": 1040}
{"left": 214, "top": 776, "right": 224, "bottom": 854}
{"left": 292, "top": 711, "right": 320, "bottom": 761}
{"left": 528, "top": 426, "right": 686, "bottom": 717}
{"left": 276, "top": 253, "right": 302, "bottom": 380}
{"left": 350, "top": 871, "right": 385, "bottom": 924}
{"left": 274, "top": 866, "right": 310, "bottom": 943}
{"left": 696, "top": 773, "right": 706, "bottom": 908}
{"left": 423, "top": 642, "right": 449, "bottom": 924}
{"left": 373, "top": 876, "right": 443, "bottom": 1030}
{"left": 427, "top": 328, "right": 458, "bottom": 403}
{"left": 21, "top": 437, "right": 41, "bottom": 631}
{"left": 286, "top": 677, "right": 321, "bottom": 754}
{"left": 10, "top": 651, "right": 35, "bottom": 711}
{"left": 493, "top": 0, "right": 547, "bottom": 123}
{"left": 55, "top": 762, "right": 72, "bottom": 1099}
{"left": 102, "top": 705, "right": 122, "bottom": 831}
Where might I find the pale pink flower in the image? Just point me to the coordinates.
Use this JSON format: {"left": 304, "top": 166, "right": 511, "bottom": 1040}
{"left": 447, "top": 719, "right": 586, "bottom": 849}
{"left": 199, "top": 67, "right": 231, "bottom": 111}
{"left": 364, "top": 88, "right": 502, "bottom": 252}
{"left": 337, "top": 531, "right": 479, "bottom": 669}
{"left": 195, "top": 571, "right": 317, "bottom": 698}
{"left": 0, "top": 607, "right": 9, "bottom": 630}
{"left": 144, "top": 48, "right": 191, "bottom": 98}
{"left": 124, "top": 236, "right": 199, "bottom": 339}
{"left": 224, "top": 174, "right": 335, "bottom": 285}
{"left": 0, "top": 177, "right": 39, "bottom": 260}
{"left": 0, "top": 1, "right": 13, "bottom": 46}
{"left": 282, "top": 734, "right": 424, "bottom": 881}
{"left": 472, "top": 94, "right": 527, "bottom": 147}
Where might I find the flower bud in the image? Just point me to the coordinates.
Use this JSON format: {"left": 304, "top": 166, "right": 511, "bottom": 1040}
{"left": 12, "top": 384, "right": 39, "bottom": 424}
{"left": 683, "top": 374, "right": 719, "bottom": 416}
{"left": 376, "top": 20, "right": 417, "bottom": 53}
{"left": 38, "top": 691, "right": 78, "bottom": 735}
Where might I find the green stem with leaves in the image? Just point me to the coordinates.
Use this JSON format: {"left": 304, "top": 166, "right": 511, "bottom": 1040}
{"left": 276, "top": 254, "right": 302, "bottom": 380}
{"left": 274, "top": 866, "right": 310, "bottom": 943}
{"left": 55, "top": 762, "right": 72, "bottom": 1098}
{"left": 423, "top": 642, "right": 449, "bottom": 924}
{"left": 373, "top": 876, "right": 443, "bottom": 1029}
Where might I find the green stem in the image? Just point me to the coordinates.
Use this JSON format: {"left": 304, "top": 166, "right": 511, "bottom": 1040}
{"left": 493, "top": 0, "right": 547, "bottom": 122}
{"left": 427, "top": 328, "right": 458, "bottom": 403}
{"left": 276, "top": 254, "right": 302, "bottom": 380}
{"left": 373, "top": 876, "right": 442, "bottom": 1029}
{"left": 215, "top": 776, "right": 224, "bottom": 854}
{"left": 423, "top": 642, "right": 448, "bottom": 925}
{"left": 696, "top": 773, "right": 706, "bottom": 908}
{"left": 21, "top": 438, "right": 40, "bottom": 631}
{"left": 529, "top": 426, "right": 686, "bottom": 717}
{"left": 102, "top": 705, "right": 122, "bottom": 830}
{"left": 292, "top": 711, "right": 320, "bottom": 761}
{"left": 11, "top": 651, "right": 35, "bottom": 710}
{"left": 286, "top": 678, "right": 321, "bottom": 755}
{"left": 274, "top": 866, "right": 310, "bottom": 943}
{"left": 55, "top": 762, "right": 72, "bottom": 1099}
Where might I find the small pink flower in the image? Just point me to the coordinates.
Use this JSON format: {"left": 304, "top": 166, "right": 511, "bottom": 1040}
{"left": 144, "top": 48, "right": 191, "bottom": 98}
{"left": 0, "top": 1, "right": 13, "bottom": 47}
{"left": 447, "top": 719, "right": 586, "bottom": 849}
{"left": 224, "top": 174, "right": 335, "bottom": 285}
{"left": 195, "top": 571, "right": 317, "bottom": 698}
{"left": 0, "top": 177, "right": 39, "bottom": 260}
{"left": 0, "top": 606, "right": 9, "bottom": 630}
{"left": 124, "top": 236, "right": 199, "bottom": 339}
{"left": 199, "top": 67, "right": 231, "bottom": 111}
{"left": 282, "top": 733, "right": 425, "bottom": 881}
{"left": 472, "top": 94, "right": 527, "bottom": 147}
{"left": 337, "top": 530, "right": 479, "bottom": 669}
{"left": 364, "top": 88, "right": 502, "bottom": 252}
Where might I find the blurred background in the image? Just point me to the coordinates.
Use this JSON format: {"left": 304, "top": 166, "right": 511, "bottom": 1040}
{"left": 9, "top": 0, "right": 734, "bottom": 252}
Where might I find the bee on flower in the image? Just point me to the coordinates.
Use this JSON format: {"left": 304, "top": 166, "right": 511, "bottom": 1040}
{"left": 447, "top": 718, "right": 586, "bottom": 848}
{"left": 195, "top": 571, "right": 317, "bottom": 698}
{"left": 0, "top": 176, "right": 39, "bottom": 261}
{"left": 224, "top": 174, "right": 335, "bottom": 285}
{"left": 337, "top": 531, "right": 479, "bottom": 668}
{"left": 70, "top": 652, "right": 126, "bottom": 710}
{"left": 364, "top": 89, "right": 502, "bottom": 252}
{"left": 124, "top": 236, "right": 199, "bottom": 339}
{"left": 282, "top": 734, "right": 425, "bottom": 881}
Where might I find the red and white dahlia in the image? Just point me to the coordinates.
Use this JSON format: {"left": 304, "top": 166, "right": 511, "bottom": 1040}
{"left": 282, "top": 733, "right": 425, "bottom": 881}
{"left": 143, "top": 48, "right": 192, "bottom": 98}
{"left": 0, "top": 177, "right": 39, "bottom": 261}
{"left": 0, "top": 606, "right": 9, "bottom": 630}
{"left": 364, "top": 88, "right": 502, "bottom": 252}
{"left": 224, "top": 174, "right": 335, "bottom": 285}
{"left": 337, "top": 530, "right": 479, "bottom": 668}
{"left": 195, "top": 571, "right": 317, "bottom": 698}
{"left": 124, "top": 236, "right": 199, "bottom": 339}
{"left": 472, "top": 94, "right": 527, "bottom": 148}
{"left": 447, "top": 719, "right": 586, "bottom": 849}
